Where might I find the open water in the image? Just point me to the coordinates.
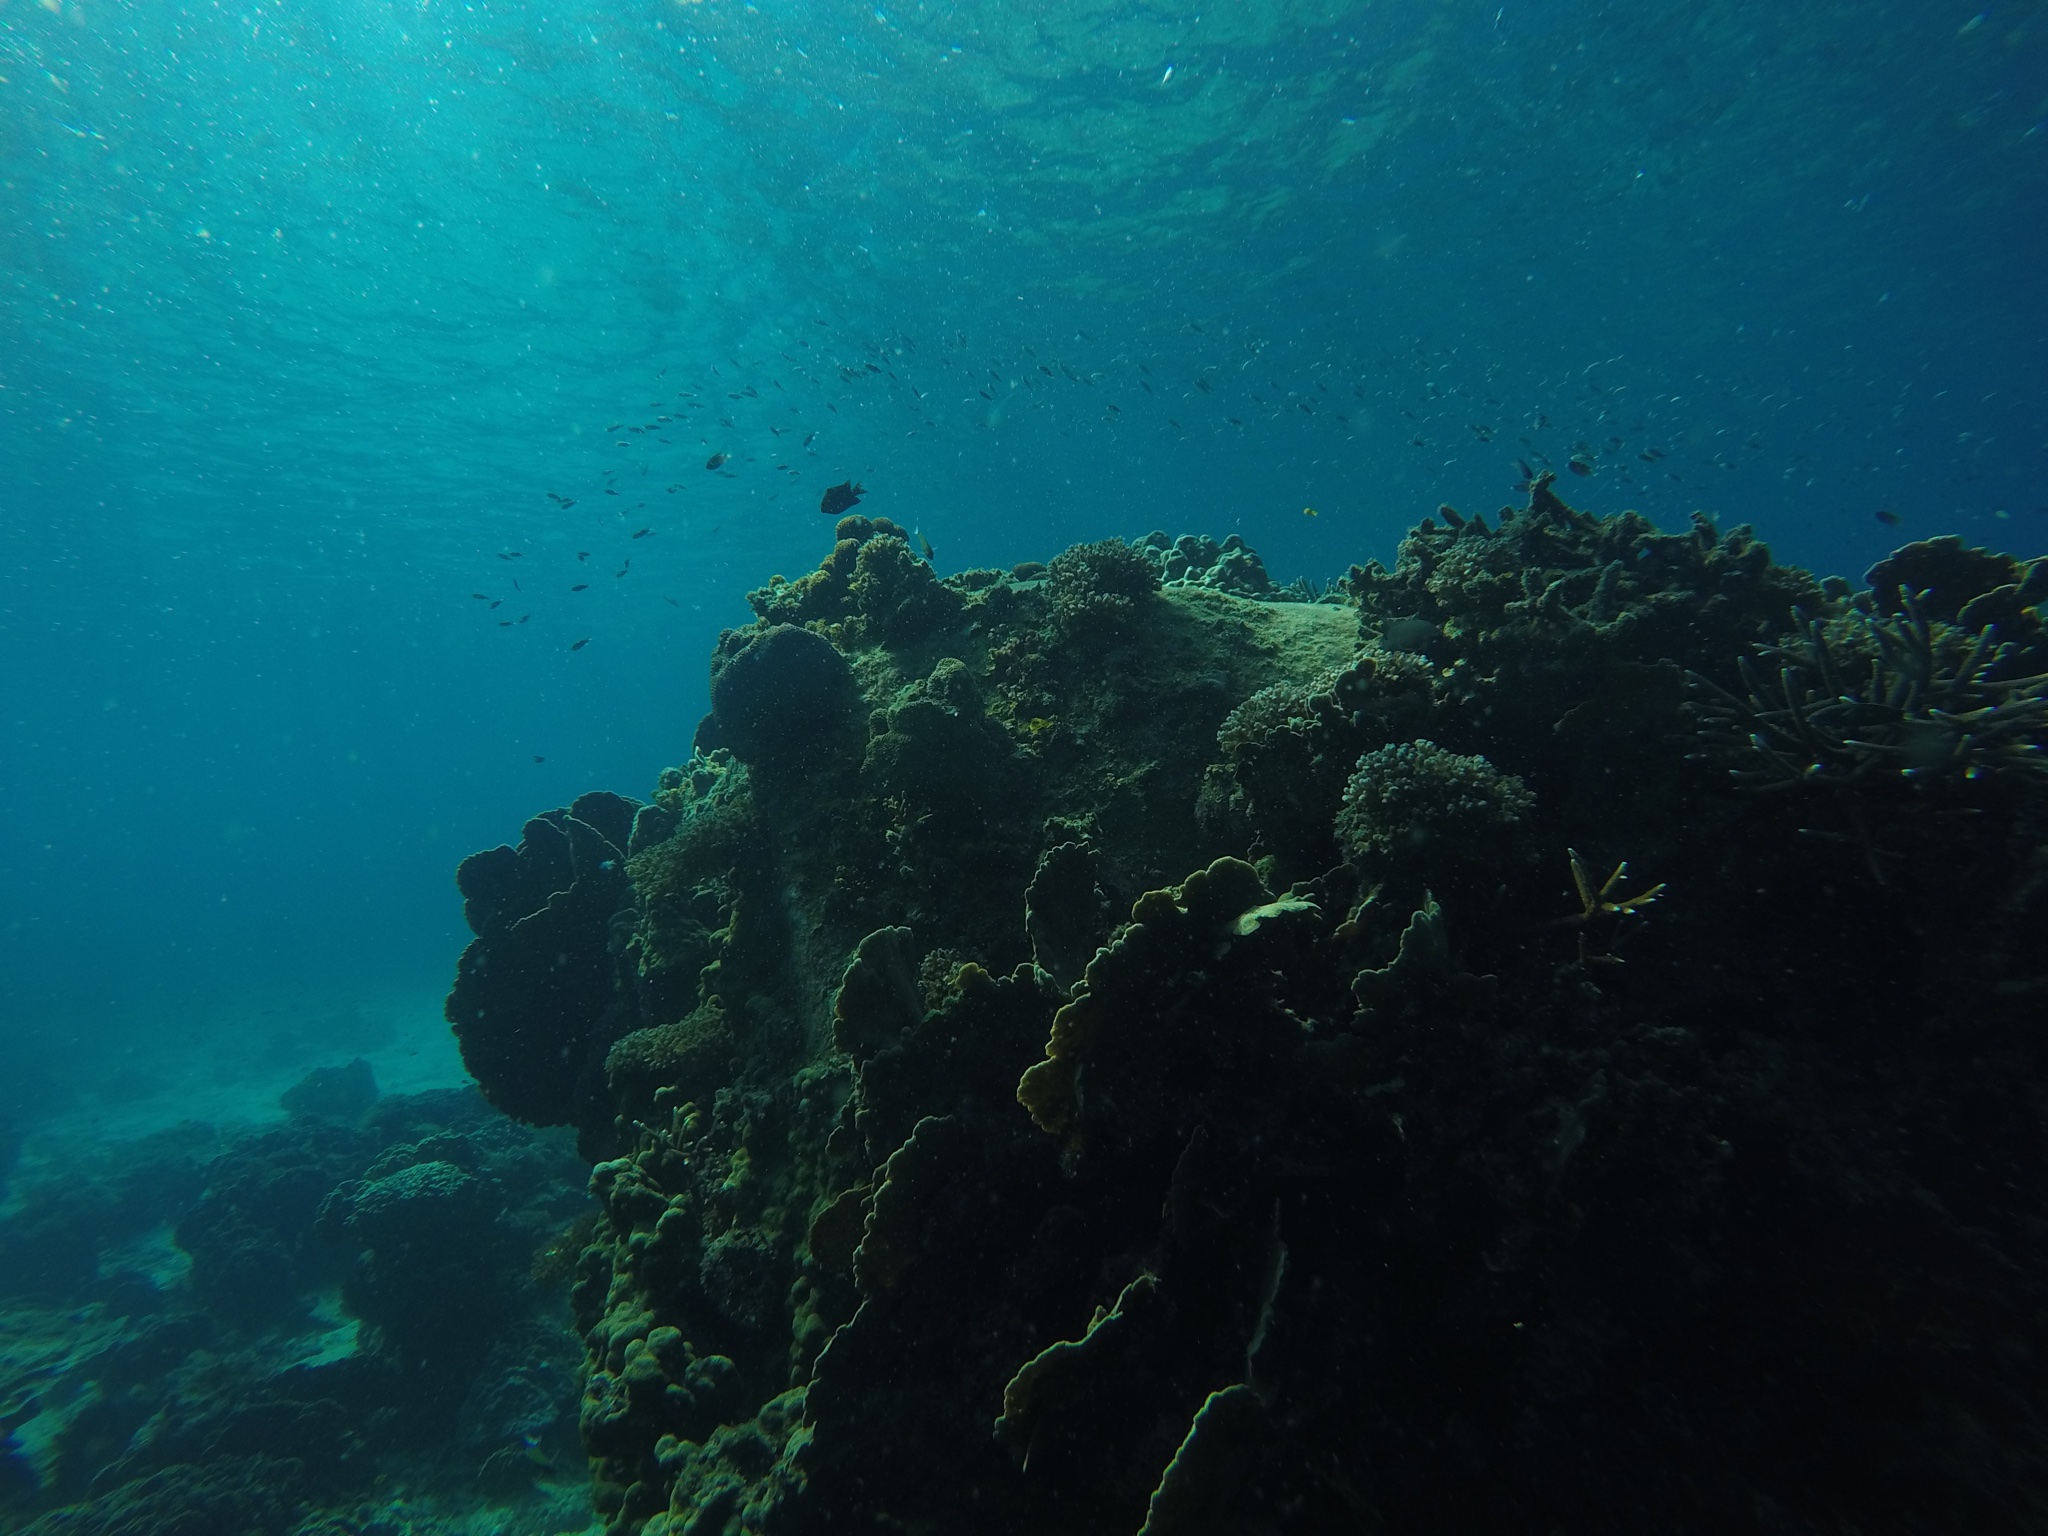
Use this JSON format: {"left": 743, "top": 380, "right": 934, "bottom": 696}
{"left": 2, "top": 1, "right": 2043, "bottom": 1531}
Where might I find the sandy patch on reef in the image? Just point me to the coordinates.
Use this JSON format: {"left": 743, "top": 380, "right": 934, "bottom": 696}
{"left": 4, "top": 982, "right": 473, "bottom": 1204}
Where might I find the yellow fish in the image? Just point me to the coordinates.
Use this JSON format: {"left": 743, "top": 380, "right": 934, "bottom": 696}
{"left": 1025, "top": 717, "right": 1055, "bottom": 735}
{"left": 1302, "top": 506, "right": 1319, "bottom": 518}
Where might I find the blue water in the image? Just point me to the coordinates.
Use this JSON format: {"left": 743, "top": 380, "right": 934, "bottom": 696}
{"left": 3, "top": 0, "right": 2043, "bottom": 1112}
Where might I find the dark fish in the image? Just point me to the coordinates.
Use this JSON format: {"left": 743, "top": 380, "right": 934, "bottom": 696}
{"left": 1517, "top": 459, "right": 1536, "bottom": 482}
{"left": 546, "top": 493, "right": 563, "bottom": 503}
{"left": 664, "top": 596, "right": 680, "bottom": 606}
{"left": 489, "top": 600, "right": 503, "bottom": 609}
{"left": 470, "top": 592, "right": 489, "bottom": 600}
{"left": 819, "top": 480, "right": 865, "bottom": 516}
{"left": 916, "top": 531, "right": 935, "bottom": 562}
{"left": 499, "top": 620, "right": 512, "bottom": 627}
{"left": 705, "top": 452, "right": 729, "bottom": 470}
{"left": 617, "top": 559, "right": 630, "bottom": 576}
{"left": 802, "top": 431, "right": 817, "bottom": 446}
{"left": 1875, "top": 508, "right": 1902, "bottom": 526}
{"left": 513, "top": 579, "right": 521, "bottom": 591}
{"left": 571, "top": 583, "right": 589, "bottom": 592}
{"left": 559, "top": 498, "right": 576, "bottom": 508}
{"left": 605, "top": 488, "right": 620, "bottom": 495}
{"left": 632, "top": 527, "right": 652, "bottom": 539}
{"left": 517, "top": 614, "right": 530, "bottom": 623}
{"left": 498, "top": 551, "right": 522, "bottom": 559}
{"left": 571, "top": 638, "right": 591, "bottom": 651}
{"left": 534, "top": 755, "right": 545, "bottom": 763}
{"left": 1568, "top": 455, "right": 1594, "bottom": 476}
{"left": 577, "top": 551, "right": 589, "bottom": 561}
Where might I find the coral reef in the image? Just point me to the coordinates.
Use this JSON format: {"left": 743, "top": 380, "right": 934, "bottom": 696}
{"left": 1132, "top": 530, "right": 1277, "bottom": 598}
{"left": 1045, "top": 536, "right": 1162, "bottom": 640}
{"left": 1335, "top": 738, "right": 1536, "bottom": 905}
{"left": 445, "top": 502, "right": 2048, "bottom": 1535}
{"left": 446, "top": 791, "right": 644, "bottom": 1127}
{"left": 704, "top": 625, "right": 860, "bottom": 768}
{"left": 0, "top": 1088, "right": 593, "bottom": 1535}
{"left": 1690, "top": 593, "right": 2048, "bottom": 789}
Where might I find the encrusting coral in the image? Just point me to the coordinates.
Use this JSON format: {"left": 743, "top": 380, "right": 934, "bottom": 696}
{"left": 445, "top": 490, "right": 2048, "bottom": 1536}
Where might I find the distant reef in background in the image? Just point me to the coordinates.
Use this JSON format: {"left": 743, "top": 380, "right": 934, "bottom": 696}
{"left": 446, "top": 484, "right": 2048, "bottom": 1535}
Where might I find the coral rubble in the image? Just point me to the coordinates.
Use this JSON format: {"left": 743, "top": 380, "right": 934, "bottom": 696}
{"left": 447, "top": 501, "right": 2048, "bottom": 1533}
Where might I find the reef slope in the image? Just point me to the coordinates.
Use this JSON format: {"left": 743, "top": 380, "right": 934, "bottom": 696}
{"left": 447, "top": 496, "right": 2048, "bottom": 1535}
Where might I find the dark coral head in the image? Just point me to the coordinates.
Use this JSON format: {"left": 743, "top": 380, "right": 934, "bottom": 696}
{"left": 707, "top": 623, "right": 859, "bottom": 766}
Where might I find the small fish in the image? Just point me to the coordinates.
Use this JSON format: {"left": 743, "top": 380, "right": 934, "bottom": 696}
{"left": 571, "top": 638, "right": 590, "bottom": 651}
{"left": 1874, "top": 508, "right": 1902, "bottom": 526}
{"left": 571, "top": 583, "right": 589, "bottom": 592}
{"left": 517, "top": 613, "right": 531, "bottom": 623}
{"left": 617, "top": 559, "right": 631, "bottom": 577}
{"left": 560, "top": 498, "right": 576, "bottom": 508}
{"left": 1517, "top": 458, "right": 1536, "bottom": 483}
{"left": 577, "top": 551, "right": 589, "bottom": 561}
{"left": 605, "top": 423, "right": 622, "bottom": 432}
{"left": 802, "top": 431, "right": 817, "bottom": 447}
{"left": 604, "top": 488, "right": 620, "bottom": 496}
{"left": 498, "top": 551, "right": 522, "bottom": 560}
{"left": 546, "top": 493, "right": 563, "bottom": 504}
{"left": 819, "top": 480, "right": 866, "bottom": 516}
{"left": 470, "top": 592, "right": 489, "bottom": 600}
{"left": 512, "top": 579, "right": 521, "bottom": 591}
{"left": 533, "top": 755, "right": 546, "bottom": 764}
{"left": 498, "top": 620, "right": 512, "bottom": 627}
{"left": 632, "top": 527, "right": 652, "bottom": 539}
{"left": 705, "top": 452, "right": 729, "bottom": 470}
{"left": 664, "top": 596, "right": 681, "bottom": 606}
{"left": 916, "top": 530, "right": 935, "bottom": 561}
{"left": 1567, "top": 455, "right": 1594, "bottom": 476}
{"left": 1302, "top": 506, "right": 1318, "bottom": 518}
{"left": 1025, "top": 717, "right": 1055, "bottom": 734}
{"left": 489, "top": 600, "right": 503, "bottom": 610}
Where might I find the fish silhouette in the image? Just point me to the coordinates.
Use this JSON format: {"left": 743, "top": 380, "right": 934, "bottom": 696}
{"left": 819, "top": 480, "right": 865, "bottom": 516}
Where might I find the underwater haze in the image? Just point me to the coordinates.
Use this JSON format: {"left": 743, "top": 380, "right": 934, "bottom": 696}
{"left": 3, "top": 0, "right": 2047, "bottom": 1530}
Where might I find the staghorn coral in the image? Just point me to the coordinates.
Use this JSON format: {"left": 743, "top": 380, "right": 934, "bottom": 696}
{"left": 1689, "top": 594, "right": 2048, "bottom": 790}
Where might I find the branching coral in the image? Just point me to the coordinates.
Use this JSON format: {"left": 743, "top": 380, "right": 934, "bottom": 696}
{"left": 1336, "top": 739, "right": 1535, "bottom": 864}
{"left": 1689, "top": 593, "right": 2048, "bottom": 790}
{"left": 1045, "top": 537, "right": 1160, "bottom": 640}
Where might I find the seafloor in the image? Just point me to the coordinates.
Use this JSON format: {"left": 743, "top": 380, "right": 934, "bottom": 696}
{"left": 7, "top": 481, "right": 2047, "bottom": 1535}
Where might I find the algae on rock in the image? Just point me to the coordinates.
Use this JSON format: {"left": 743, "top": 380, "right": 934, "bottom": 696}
{"left": 445, "top": 500, "right": 2048, "bottom": 1536}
